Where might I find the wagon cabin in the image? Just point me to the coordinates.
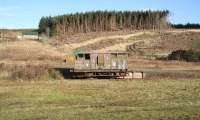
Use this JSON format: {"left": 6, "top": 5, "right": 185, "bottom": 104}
{"left": 71, "top": 51, "right": 128, "bottom": 78}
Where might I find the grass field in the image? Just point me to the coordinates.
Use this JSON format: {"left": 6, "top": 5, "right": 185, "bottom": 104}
{"left": 1, "top": 79, "right": 200, "bottom": 120}
{"left": 0, "top": 29, "right": 200, "bottom": 120}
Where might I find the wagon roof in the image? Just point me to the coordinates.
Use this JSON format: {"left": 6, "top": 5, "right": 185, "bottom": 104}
{"left": 76, "top": 51, "right": 129, "bottom": 54}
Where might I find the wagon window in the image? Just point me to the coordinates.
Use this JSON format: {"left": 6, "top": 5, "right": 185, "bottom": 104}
{"left": 111, "top": 53, "right": 117, "bottom": 58}
{"left": 77, "top": 54, "right": 84, "bottom": 58}
{"left": 85, "top": 54, "right": 90, "bottom": 60}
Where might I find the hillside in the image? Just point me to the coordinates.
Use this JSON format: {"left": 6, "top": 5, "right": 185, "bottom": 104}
{"left": 53, "top": 29, "right": 200, "bottom": 56}
{"left": 1, "top": 29, "right": 200, "bottom": 70}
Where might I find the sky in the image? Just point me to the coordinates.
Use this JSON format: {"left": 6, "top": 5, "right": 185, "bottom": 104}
{"left": 0, "top": 0, "right": 199, "bottom": 29}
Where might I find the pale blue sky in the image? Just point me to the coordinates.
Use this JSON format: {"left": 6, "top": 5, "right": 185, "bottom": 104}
{"left": 0, "top": 0, "right": 199, "bottom": 29}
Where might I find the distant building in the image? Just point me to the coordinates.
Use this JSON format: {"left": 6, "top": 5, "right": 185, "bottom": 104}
{"left": 18, "top": 31, "right": 40, "bottom": 40}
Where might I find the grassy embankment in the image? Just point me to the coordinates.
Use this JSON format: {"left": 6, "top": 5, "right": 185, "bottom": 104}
{"left": 0, "top": 79, "right": 200, "bottom": 120}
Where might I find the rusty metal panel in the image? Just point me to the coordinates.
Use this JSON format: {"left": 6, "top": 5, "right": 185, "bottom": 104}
{"left": 84, "top": 60, "right": 91, "bottom": 69}
{"left": 65, "top": 55, "right": 75, "bottom": 67}
{"left": 74, "top": 52, "right": 128, "bottom": 70}
{"left": 75, "top": 60, "right": 90, "bottom": 69}
{"left": 111, "top": 60, "right": 117, "bottom": 69}
{"left": 117, "top": 54, "right": 128, "bottom": 70}
{"left": 75, "top": 60, "right": 83, "bottom": 69}
{"left": 104, "top": 54, "right": 111, "bottom": 69}
{"left": 117, "top": 59, "right": 127, "bottom": 69}
{"left": 111, "top": 53, "right": 118, "bottom": 69}
{"left": 91, "top": 53, "right": 97, "bottom": 69}
{"left": 97, "top": 54, "right": 104, "bottom": 67}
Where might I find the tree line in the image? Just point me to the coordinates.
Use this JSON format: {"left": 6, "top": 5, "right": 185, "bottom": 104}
{"left": 172, "top": 23, "right": 200, "bottom": 29}
{"left": 39, "top": 10, "right": 170, "bottom": 36}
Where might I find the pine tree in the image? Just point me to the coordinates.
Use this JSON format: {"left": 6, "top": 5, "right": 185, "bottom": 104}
{"left": 39, "top": 10, "right": 170, "bottom": 36}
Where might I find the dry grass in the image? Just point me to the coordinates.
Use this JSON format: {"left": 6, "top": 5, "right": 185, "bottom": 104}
{"left": 160, "top": 32, "right": 200, "bottom": 52}
{"left": 0, "top": 40, "right": 65, "bottom": 61}
{"left": 0, "top": 29, "right": 200, "bottom": 120}
{"left": 146, "top": 70, "right": 200, "bottom": 79}
{"left": 50, "top": 30, "right": 137, "bottom": 44}
{"left": 0, "top": 29, "right": 200, "bottom": 81}
{"left": 0, "top": 63, "right": 62, "bottom": 81}
{"left": 64, "top": 31, "right": 155, "bottom": 51}
{"left": 128, "top": 58, "right": 200, "bottom": 70}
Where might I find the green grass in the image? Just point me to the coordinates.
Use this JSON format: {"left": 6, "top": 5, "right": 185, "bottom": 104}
{"left": 0, "top": 79, "right": 200, "bottom": 120}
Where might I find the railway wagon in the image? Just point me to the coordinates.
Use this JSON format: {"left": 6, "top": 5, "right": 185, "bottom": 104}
{"left": 65, "top": 51, "right": 128, "bottom": 78}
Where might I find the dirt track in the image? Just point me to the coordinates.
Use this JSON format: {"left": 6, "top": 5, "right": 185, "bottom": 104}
{"left": 64, "top": 31, "right": 155, "bottom": 51}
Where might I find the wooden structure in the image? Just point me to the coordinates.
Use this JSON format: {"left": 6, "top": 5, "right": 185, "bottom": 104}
{"left": 65, "top": 51, "right": 129, "bottom": 78}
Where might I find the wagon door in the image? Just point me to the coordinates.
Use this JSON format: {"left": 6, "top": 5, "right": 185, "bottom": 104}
{"left": 117, "top": 53, "right": 128, "bottom": 70}
{"left": 97, "top": 54, "right": 105, "bottom": 69}
{"left": 104, "top": 54, "right": 111, "bottom": 69}
{"left": 111, "top": 53, "right": 118, "bottom": 69}
{"left": 91, "top": 53, "right": 97, "bottom": 69}
{"left": 84, "top": 54, "right": 91, "bottom": 69}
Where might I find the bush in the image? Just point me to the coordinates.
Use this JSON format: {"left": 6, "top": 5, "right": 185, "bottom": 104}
{"left": 10, "top": 64, "right": 47, "bottom": 80}
{"left": 0, "top": 63, "right": 63, "bottom": 81}
{"left": 168, "top": 50, "right": 200, "bottom": 62}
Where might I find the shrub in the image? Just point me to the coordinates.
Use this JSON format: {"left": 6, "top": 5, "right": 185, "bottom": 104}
{"left": 0, "top": 63, "right": 63, "bottom": 81}
{"left": 168, "top": 50, "right": 200, "bottom": 62}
